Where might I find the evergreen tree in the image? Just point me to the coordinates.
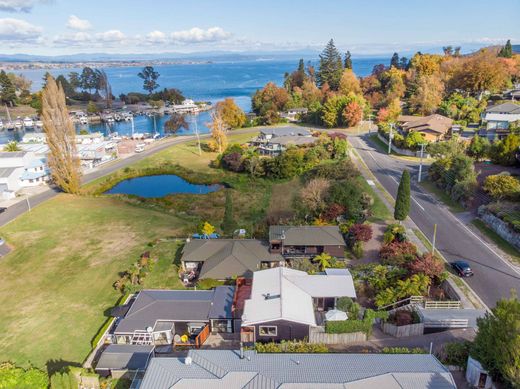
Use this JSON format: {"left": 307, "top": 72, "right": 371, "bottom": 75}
{"left": 344, "top": 51, "right": 352, "bottom": 69}
{"left": 317, "top": 39, "right": 344, "bottom": 90}
{"left": 394, "top": 170, "right": 411, "bottom": 222}
{"left": 498, "top": 39, "right": 513, "bottom": 58}
{"left": 390, "top": 52, "right": 400, "bottom": 68}
{"left": 0, "top": 70, "right": 17, "bottom": 106}
{"left": 398, "top": 56, "right": 409, "bottom": 70}
{"left": 221, "top": 190, "right": 238, "bottom": 236}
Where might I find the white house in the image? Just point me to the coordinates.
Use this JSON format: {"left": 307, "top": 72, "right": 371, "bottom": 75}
{"left": 171, "top": 99, "right": 199, "bottom": 114}
{"left": 483, "top": 103, "right": 520, "bottom": 131}
{"left": 0, "top": 151, "right": 50, "bottom": 198}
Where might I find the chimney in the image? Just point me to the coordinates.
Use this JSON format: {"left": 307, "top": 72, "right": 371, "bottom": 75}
{"left": 240, "top": 342, "right": 244, "bottom": 359}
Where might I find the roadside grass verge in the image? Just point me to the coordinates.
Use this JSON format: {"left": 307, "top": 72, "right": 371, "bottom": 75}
{"left": 367, "top": 134, "right": 432, "bottom": 163}
{"left": 0, "top": 195, "right": 184, "bottom": 368}
{"left": 419, "top": 180, "right": 465, "bottom": 213}
{"left": 356, "top": 175, "right": 391, "bottom": 222}
{"left": 471, "top": 219, "right": 520, "bottom": 265}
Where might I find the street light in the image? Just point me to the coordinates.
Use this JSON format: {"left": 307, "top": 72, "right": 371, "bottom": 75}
{"left": 418, "top": 143, "right": 427, "bottom": 183}
{"left": 388, "top": 123, "right": 395, "bottom": 155}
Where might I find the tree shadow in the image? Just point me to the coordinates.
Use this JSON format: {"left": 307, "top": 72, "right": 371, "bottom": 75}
{"left": 45, "top": 359, "right": 82, "bottom": 376}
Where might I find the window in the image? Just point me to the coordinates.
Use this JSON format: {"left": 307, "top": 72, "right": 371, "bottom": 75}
{"left": 258, "top": 326, "right": 277, "bottom": 336}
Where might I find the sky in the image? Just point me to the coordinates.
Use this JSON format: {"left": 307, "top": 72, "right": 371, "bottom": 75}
{"left": 0, "top": 0, "right": 519, "bottom": 56}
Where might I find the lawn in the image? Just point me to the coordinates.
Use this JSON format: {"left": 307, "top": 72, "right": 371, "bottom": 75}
{"left": 0, "top": 195, "right": 185, "bottom": 369}
{"left": 267, "top": 178, "right": 302, "bottom": 221}
{"left": 472, "top": 219, "right": 520, "bottom": 265}
{"left": 419, "top": 180, "right": 465, "bottom": 213}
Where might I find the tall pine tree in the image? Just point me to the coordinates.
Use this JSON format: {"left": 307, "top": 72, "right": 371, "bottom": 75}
{"left": 394, "top": 170, "right": 411, "bottom": 222}
{"left": 390, "top": 52, "right": 400, "bottom": 68}
{"left": 0, "top": 70, "right": 16, "bottom": 106}
{"left": 317, "top": 39, "right": 344, "bottom": 90}
{"left": 344, "top": 51, "right": 353, "bottom": 69}
{"left": 498, "top": 39, "right": 513, "bottom": 58}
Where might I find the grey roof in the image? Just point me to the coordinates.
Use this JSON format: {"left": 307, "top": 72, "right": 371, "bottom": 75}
{"left": 0, "top": 166, "right": 18, "bottom": 178}
{"left": 260, "top": 127, "right": 312, "bottom": 137}
{"left": 0, "top": 151, "right": 26, "bottom": 158}
{"left": 182, "top": 239, "right": 283, "bottom": 279}
{"left": 114, "top": 287, "right": 234, "bottom": 333}
{"left": 269, "top": 226, "right": 346, "bottom": 247}
{"left": 418, "top": 308, "right": 486, "bottom": 329}
{"left": 139, "top": 350, "right": 456, "bottom": 389}
{"left": 486, "top": 102, "right": 520, "bottom": 114}
{"left": 95, "top": 344, "right": 153, "bottom": 371}
{"left": 271, "top": 136, "right": 317, "bottom": 146}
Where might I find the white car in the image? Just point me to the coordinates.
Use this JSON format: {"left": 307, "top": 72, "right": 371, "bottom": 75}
{"left": 0, "top": 238, "right": 5, "bottom": 246}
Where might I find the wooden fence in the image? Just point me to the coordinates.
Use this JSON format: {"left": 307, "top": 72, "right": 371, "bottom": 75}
{"left": 195, "top": 324, "right": 210, "bottom": 348}
{"left": 424, "top": 300, "right": 461, "bottom": 309}
{"left": 381, "top": 322, "right": 424, "bottom": 338}
{"left": 309, "top": 327, "right": 366, "bottom": 345}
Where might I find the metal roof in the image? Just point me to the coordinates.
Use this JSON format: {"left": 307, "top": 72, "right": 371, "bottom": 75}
{"left": 95, "top": 344, "right": 153, "bottom": 371}
{"left": 0, "top": 151, "right": 26, "bottom": 158}
{"left": 485, "top": 102, "right": 520, "bottom": 114}
{"left": 241, "top": 267, "right": 356, "bottom": 326}
{"left": 269, "top": 225, "right": 346, "bottom": 247}
{"left": 114, "top": 288, "right": 234, "bottom": 333}
{"left": 259, "top": 127, "right": 312, "bottom": 137}
{"left": 181, "top": 239, "right": 283, "bottom": 279}
{"left": 139, "top": 350, "right": 456, "bottom": 389}
{"left": 0, "top": 167, "right": 18, "bottom": 178}
{"left": 418, "top": 307, "right": 486, "bottom": 329}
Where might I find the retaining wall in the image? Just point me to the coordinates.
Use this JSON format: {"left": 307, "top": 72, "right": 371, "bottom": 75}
{"left": 478, "top": 206, "right": 520, "bottom": 252}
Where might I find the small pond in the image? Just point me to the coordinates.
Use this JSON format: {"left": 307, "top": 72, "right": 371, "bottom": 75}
{"left": 104, "top": 174, "right": 221, "bottom": 198}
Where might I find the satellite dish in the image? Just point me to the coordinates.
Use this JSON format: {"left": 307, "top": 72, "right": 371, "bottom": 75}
{"left": 146, "top": 326, "right": 153, "bottom": 333}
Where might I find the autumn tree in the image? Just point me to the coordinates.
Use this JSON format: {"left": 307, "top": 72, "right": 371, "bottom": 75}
{"left": 409, "top": 253, "right": 445, "bottom": 280}
{"left": 208, "top": 111, "right": 228, "bottom": 153}
{"left": 284, "top": 58, "right": 308, "bottom": 90}
{"left": 410, "top": 53, "right": 443, "bottom": 76}
{"left": 164, "top": 113, "right": 188, "bottom": 134}
{"left": 317, "top": 39, "right": 344, "bottom": 90}
{"left": 300, "top": 178, "right": 331, "bottom": 217}
{"left": 138, "top": 66, "right": 160, "bottom": 94}
{"left": 339, "top": 69, "right": 362, "bottom": 95}
{"left": 409, "top": 74, "right": 444, "bottom": 115}
{"left": 216, "top": 97, "right": 246, "bottom": 128}
{"left": 41, "top": 75, "right": 82, "bottom": 194}
{"left": 252, "top": 82, "right": 289, "bottom": 124}
{"left": 342, "top": 101, "right": 363, "bottom": 127}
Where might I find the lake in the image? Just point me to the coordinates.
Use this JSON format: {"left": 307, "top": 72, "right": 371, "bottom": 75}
{"left": 104, "top": 174, "right": 221, "bottom": 197}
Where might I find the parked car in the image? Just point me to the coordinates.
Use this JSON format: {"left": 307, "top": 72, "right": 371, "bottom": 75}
{"left": 0, "top": 207, "right": 6, "bottom": 214}
{"left": 451, "top": 261, "right": 474, "bottom": 277}
{"left": 0, "top": 237, "right": 5, "bottom": 246}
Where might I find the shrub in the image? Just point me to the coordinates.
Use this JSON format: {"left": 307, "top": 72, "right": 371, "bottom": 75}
{"left": 221, "top": 152, "right": 244, "bottom": 172}
{"left": 442, "top": 341, "right": 472, "bottom": 369}
{"left": 380, "top": 241, "right": 418, "bottom": 265}
{"left": 352, "top": 241, "right": 364, "bottom": 259}
{"left": 388, "top": 310, "right": 421, "bottom": 326}
{"left": 0, "top": 363, "right": 48, "bottom": 389}
{"left": 325, "top": 309, "right": 388, "bottom": 336}
{"left": 304, "top": 160, "right": 359, "bottom": 181}
{"left": 383, "top": 223, "right": 407, "bottom": 244}
{"left": 255, "top": 340, "right": 328, "bottom": 353}
{"left": 382, "top": 347, "right": 426, "bottom": 354}
{"left": 336, "top": 297, "right": 361, "bottom": 319}
{"left": 409, "top": 253, "right": 446, "bottom": 281}
{"left": 349, "top": 223, "right": 373, "bottom": 243}
{"left": 483, "top": 174, "right": 520, "bottom": 200}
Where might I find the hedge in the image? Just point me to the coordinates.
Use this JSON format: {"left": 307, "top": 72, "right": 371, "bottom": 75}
{"left": 255, "top": 340, "right": 328, "bottom": 353}
{"left": 325, "top": 309, "right": 389, "bottom": 336}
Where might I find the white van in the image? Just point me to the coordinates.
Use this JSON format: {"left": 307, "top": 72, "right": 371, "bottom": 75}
{"left": 135, "top": 143, "right": 146, "bottom": 153}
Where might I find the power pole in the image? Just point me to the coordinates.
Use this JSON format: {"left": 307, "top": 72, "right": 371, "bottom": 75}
{"left": 418, "top": 143, "right": 425, "bottom": 183}
{"left": 432, "top": 223, "right": 437, "bottom": 255}
{"left": 388, "top": 123, "right": 394, "bottom": 155}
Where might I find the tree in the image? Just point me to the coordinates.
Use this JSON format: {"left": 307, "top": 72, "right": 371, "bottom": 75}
{"left": 284, "top": 59, "right": 308, "bottom": 90}
{"left": 380, "top": 241, "right": 418, "bottom": 266}
{"left": 498, "top": 39, "right": 513, "bottom": 58}
{"left": 0, "top": 363, "right": 48, "bottom": 389}
{"left": 252, "top": 82, "right": 289, "bottom": 124}
{"left": 409, "top": 252, "right": 445, "bottom": 280}
{"left": 409, "top": 74, "right": 444, "bottom": 115}
{"left": 68, "top": 71, "right": 80, "bottom": 90}
{"left": 410, "top": 53, "right": 442, "bottom": 76}
{"left": 3, "top": 141, "right": 21, "bottom": 152}
{"left": 443, "top": 46, "right": 453, "bottom": 56}
{"left": 41, "top": 75, "right": 82, "bottom": 194}
{"left": 394, "top": 170, "right": 410, "bottom": 222}
{"left": 342, "top": 101, "right": 363, "bottom": 127}
{"left": 55, "top": 75, "right": 75, "bottom": 99}
{"left": 164, "top": 113, "right": 188, "bottom": 134}
{"left": 472, "top": 294, "right": 520, "bottom": 387}
{"left": 0, "top": 70, "right": 16, "bottom": 105}
{"left": 79, "top": 66, "right": 97, "bottom": 94}
{"left": 300, "top": 178, "right": 331, "bottom": 217}
{"left": 349, "top": 223, "right": 373, "bottom": 242}
{"left": 86, "top": 101, "right": 99, "bottom": 114}
{"left": 313, "top": 252, "right": 332, "bottom": 271}
{"left": 221, "top": 190, "right": 238, "bottom": 236}
{"left": 216, "top": 98, "right": 246, "bottom": 128}
{"left": 209, "top": 111, "right": 228, "bottom": 153}
{"left": 483, "top": 175, "right": 520, "bottom": 200}
{"left": 95, "top": 69, "right": 112, "bottom": 108}
{"left": 404, "top": 132, "right": 425, "bottom": 150}
{"left": 467, "top": 135, "right": 490, "bottom": 161}
{"left": 390, "top": 52, "right": 400, "bottom": 68}
{"left": 138, "top": 66, "right": 160, "bottom": 94}
{"left": 339, "top": 69, "right": 362, "bottom": 95}
{"left": 490, "top": 134, "right": 520, "bottom": 166}
{"left": 344, "top": 51, "right": 353, "bottom": 69}
{"left": 198, "top": 221, "right": 216, "bottom": 237}
{"left": 317, "top": 39, "right": 344, "bottom": 90}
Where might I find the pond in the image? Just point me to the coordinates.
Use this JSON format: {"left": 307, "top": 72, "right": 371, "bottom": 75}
{"left": 104, "top": 174, "right": 221, "bottom": 198}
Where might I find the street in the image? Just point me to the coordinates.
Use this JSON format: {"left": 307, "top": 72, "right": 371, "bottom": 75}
{"left": 349, "top": 134, "right": 520, "bottom": 309}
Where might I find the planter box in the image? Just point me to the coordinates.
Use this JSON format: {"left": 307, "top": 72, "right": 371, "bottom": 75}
{"left": 381, "top": 322, "right": 424, "bottom": 338}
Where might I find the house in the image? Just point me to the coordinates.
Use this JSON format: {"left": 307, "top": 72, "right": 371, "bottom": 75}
{"left": 180, "top": 239, "right": 284, "bottom": 280}
{"left": 503, "top": 85, "right": 520, "bottom": 101}
{"left": 280, "top": 107, "right": 308, "bottom": 122}
{"left": 241, "top": 267, "right": 356, "bottom": 342}
{"left": 249, "top": 126, "right": 315, "bottom": 156}
{"left": 269, "top": 225, "right": 346, "bottom": 258}
{"left": 95, "top": 344, "right": 154, "bottom": 378}
{"left": 139, "top": 350, "right": 457, "bottom": 389}
{"left": 397, "top": 114, "right": 453, "bottom": 142}
{"left": 482, "top": 102, "right": 520, "bottom": 136}
{"left": 172, "top": 99, "right": 199, "bottom": 114}
{"left": 0, "top": 151, "right": 49, "bottom": 198}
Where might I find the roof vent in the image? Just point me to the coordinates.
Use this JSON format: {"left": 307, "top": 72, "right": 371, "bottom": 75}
{"left": 185, "top": 357, "right": 192, "bottom": 365}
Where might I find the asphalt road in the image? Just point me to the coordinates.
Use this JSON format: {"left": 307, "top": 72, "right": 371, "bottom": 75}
{"left": 0, "top": 128, "right": 259, "bottom": 228}
{"left": 349, "top": 134, "right": 520, "bottom": 309}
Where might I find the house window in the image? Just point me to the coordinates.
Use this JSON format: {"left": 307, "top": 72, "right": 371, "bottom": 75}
{"left": 258, "top": 326, "right": 277, "bottom": 336}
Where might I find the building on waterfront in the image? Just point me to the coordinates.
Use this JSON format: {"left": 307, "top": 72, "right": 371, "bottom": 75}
{"left": 0, "top": 151, "right": 50, "bottom": 198}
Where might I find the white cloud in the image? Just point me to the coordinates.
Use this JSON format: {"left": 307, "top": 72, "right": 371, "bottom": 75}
{"left": 170, "top": 27, "right": 231, "bottom": 44}
{"left": 0, "top": 18, "right": 42, "bottom": 42}
{"left": 145, "top": 30, "right": 166, "bottom": 43}
{"left": 0, "top": 0, "right": 48, "bottom": 12}
{"left": 52, "top": 31, "right": 92, "bottom": 46}
{"left": 96, "top": 29, "right": 125, "bottom": 42}
{"left": 66, "top": 15, "right": 92, "bottom": 31}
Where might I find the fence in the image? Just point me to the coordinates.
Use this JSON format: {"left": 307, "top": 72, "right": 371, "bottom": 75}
{"left": 376, "top": 133, "right": 430, "bottom": 158}
{"left": 424, "top": 300, "right": 461, "bottom": 309}
{"left": 195, "top": 324, "right": 210, "bottom": 348}
{"left": 381, "top": 322, "right": 424, "bottom": 338}
{"left": 309, "top": 327, "right": 366, "bottom": 344}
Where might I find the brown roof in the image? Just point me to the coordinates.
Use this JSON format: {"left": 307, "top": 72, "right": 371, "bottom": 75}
{"left": 400, "top": 114, "right": 453, "bottom": 135}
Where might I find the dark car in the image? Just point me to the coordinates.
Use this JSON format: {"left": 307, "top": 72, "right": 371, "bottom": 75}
{"left": 451, "top": 261, "right": 474, "bottom": 277}
{"left": 0, "top": 207, "right": 6, "bottom": 214}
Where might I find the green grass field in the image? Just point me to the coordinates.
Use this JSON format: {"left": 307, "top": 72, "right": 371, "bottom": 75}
{"left": 0, "top": 196, "right": 185, "bottom": 368}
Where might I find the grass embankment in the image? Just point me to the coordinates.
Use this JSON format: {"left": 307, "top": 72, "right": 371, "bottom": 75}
{"left": 0, "top": 196, "right": 186, "bottom": 369}
{"left": 419, "top": 180, "right": 465, "bottom": 213}
{"left": 471, "top": 219, "right": 520, "bottom": 265}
